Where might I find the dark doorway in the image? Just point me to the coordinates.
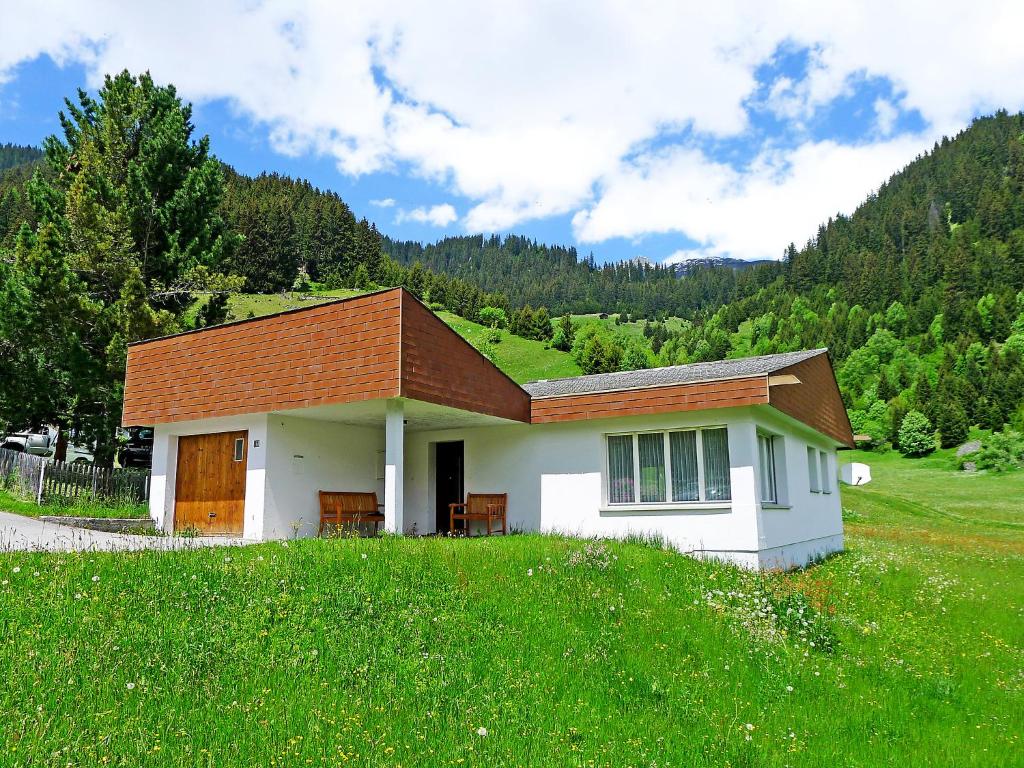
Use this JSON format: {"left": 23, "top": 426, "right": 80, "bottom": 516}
{"left": 435, "top": 441, "right": 464, "bottom": 533}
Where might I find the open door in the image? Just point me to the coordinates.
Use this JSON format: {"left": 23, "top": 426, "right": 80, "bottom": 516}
{"left": 174, "top": 431, "right": 247, "bottom": 535}
{"left": 434, "top": 441, "right": 464, "bottom": 534}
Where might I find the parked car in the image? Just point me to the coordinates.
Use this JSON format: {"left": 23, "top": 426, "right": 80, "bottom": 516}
{"left": 0, "top": 425, "right": 94, "bottom": 464}
{"left": 0, "top": 426, "right": 58, "bottom": 456}
{"left": 119, "top": 426, "right": 154, "bottom": 469}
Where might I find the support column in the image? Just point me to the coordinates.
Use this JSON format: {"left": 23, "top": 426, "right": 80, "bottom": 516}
{"left": 384, "top": 399, "right": 405, "bottom": 533}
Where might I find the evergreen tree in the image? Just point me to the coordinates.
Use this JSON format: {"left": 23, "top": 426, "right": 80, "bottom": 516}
{"left": 6, "top": 71, "right": 236, "bottom": 463}
{"left": 936, "top": 402, "right": 970, "bottom": 448}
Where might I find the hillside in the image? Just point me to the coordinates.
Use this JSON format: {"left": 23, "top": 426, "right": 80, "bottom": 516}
{"left": 0, "top": 143, "right": 42, "bottom": 172}
{"left": 1, "top": 449, "right": 1020, "bottom": 766}
{"left": 5, "top": 97, "right": 1024, "bottom": 459}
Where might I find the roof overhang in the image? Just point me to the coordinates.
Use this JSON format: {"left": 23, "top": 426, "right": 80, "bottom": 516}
{"left": 122, "top": 288, "right": 531, "bottom": 426}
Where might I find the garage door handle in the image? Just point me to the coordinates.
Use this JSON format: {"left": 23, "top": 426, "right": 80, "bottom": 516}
{"left": 209, "top": 512, "right": 217, "bottom": 518}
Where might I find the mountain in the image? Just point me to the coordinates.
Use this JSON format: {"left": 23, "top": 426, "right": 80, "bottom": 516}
{"left": 0, "top": 143, "right": 42, "bottom": 173}
{"left": 4, "top": 110, "right": 1024, "bottom": 447}
{"left": 671, "top": 256, "right": 774, "bottom": 276}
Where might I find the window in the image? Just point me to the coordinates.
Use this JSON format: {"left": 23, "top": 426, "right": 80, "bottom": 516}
{"left": 758, "top": 433, "right": 778, "bottom": 504}
{"left": 233, "top": 438, "right": 245, "bottom": 462}
{"left": 807, "top": 445, "right": 820, "bottom": 492}
{"left": 637, "top": 433, "right": 666, "bottom": 503}
{"left": 819, "top": 451, "right": 831, "bottom": 493}
{"left": 607, "top": 435, "right": 635, "bottom": 504}
{"left": 702, "top": 428, "right": 732, "bottom": 501}
{"left": 605, "top": 427, "right": 731, "bottom": 505}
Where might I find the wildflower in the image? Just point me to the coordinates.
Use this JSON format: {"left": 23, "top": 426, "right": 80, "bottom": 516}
{"left": 527, "top": 568, "right": 533, "bottom": 577}
{"left": 91, "top": 575, "right": 100, "bottom": 583}
{"left": 223, "top": 556, "right": 232, "bottom": 563}
{"left": 12, "top": 567, "right": 20, "bottom": 574}
{"left": 126, "top": 682, "right": 136, "bottom": 690}
{"left": 476, "top": 727, "right": 488, "bottom": 737}
{"left": 745, "top": 723, "right": 755, "bottom": 731}
{"left": 361, "top": 553, "right": 368, "bottom": 560}
{"left": 786, "top": 685, "right": 794, "bottom": 692}
{"left": 33, "top": 571, "right": 39, "bottom": 577}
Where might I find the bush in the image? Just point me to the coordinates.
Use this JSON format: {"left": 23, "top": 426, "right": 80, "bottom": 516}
{"left": 478, "top": 306, "right": 508, "bottom": 329}
{"left": 974, "top": 430, "right": 1024, "bottom": 472}
{"left": 485, "top": 328, "right": 502, "bottom": 344}
{"left": 898, "top": 410, "right": 935, "bottom": 456}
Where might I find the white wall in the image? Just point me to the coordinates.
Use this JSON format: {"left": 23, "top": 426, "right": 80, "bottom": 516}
{"left": 750, "top": 409, "right": 844, "bottom": 569}
{"left": 152, "top": 403, "right": 844, "bottom": 570}
{"left": 150, "top": 414, "right": 268, "bottom": 539}
{"left": 404, "top": 407, "right": 768, "bottom": 564}
{"left": 262, "top": 415, "right": 385, "bottom": 539}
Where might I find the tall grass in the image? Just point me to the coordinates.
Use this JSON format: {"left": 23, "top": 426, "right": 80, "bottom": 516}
{"left": 0, "top": 487, "right": 149, "bottom": 519}
{"left": 1, "top": 517, "right": 1020, "bottom": 766}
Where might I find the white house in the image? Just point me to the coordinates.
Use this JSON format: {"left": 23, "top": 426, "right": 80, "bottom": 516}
{"left": 122, "top": 288, "right": 853, "bottom": 570}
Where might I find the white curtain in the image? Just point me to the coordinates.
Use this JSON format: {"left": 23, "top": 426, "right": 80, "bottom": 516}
{"left": 758, "top": 434, "right": 777, "bottom": 503}
{"left": 703, "top": 428, "right": 732, "bottom": 501}
{"left": 607, "top": 435, "right": 635, "bottom": 504}
{"left": 637, "top": 433, "right": 666, "bottom": 503}
{"left": 670, "top": 431, "right": 699, "bottom": 501}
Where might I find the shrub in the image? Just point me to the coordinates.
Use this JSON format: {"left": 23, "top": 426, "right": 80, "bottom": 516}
{"left": 485, "top": 328, "right": 502, "bottom": 344}
{"left": 478, "top": 306, "right": 508, "bottom": 329}
{"left": 974, "top": 430, "right": 1024, "bottom": 472}
{"left": 898, "top": 410, "right": 935, "bottom": 456}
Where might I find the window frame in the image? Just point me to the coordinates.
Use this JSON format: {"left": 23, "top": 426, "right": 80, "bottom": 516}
{"left": 807, "top": 445, "right": 820, "bottom": 493}
{"left": 819, "top": 450, "right": 831, "bottom": 494}
{"left": 757, "top": 431, "right": 779, "bottom": 505}
{"left": 604, "top": 426, "right": 731, "bottom": 507}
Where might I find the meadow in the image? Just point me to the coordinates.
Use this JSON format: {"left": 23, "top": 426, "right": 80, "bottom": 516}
{"left": 0, "top": 448, "right": 1021, "bottom": 766}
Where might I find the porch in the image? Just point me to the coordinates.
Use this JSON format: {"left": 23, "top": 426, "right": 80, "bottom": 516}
{"left": 148, "top": 396, "right": 527, "bottom": 540}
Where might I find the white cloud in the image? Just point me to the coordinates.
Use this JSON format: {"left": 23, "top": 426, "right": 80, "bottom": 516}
{"left": 574, "top": 136, "right": 928, "bottom": 262}
{"left": 369, "top": 197, "right": 395, "bottom": 208}
{"left": 2, "top": 1, "right": 1024, "bottom": 258}
{"left": 874, "top": 98, "right": 899, "bottom": 136}
{"left": 395, "top": 203, "right": 458, "bottom": 227}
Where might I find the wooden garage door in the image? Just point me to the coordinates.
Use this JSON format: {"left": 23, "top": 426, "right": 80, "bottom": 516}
{"left": 174, "top": 431, "right": 247, "bottom": 535}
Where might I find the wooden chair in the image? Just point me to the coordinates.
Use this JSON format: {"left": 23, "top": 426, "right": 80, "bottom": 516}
{"left": 449, "top": 493, "right": 508, "bottom": 537}
{"left": 318, "top": 491, "right": 385, "bottom": 536}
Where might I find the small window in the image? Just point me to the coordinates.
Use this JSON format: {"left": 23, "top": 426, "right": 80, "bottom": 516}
{"left": 807, "top": 445, "right": 820, "bottom": 492}
{"left": 819, "top": 451, "right": 831, "bottom": 493}
{"left": 758, "top": 433, "right": 778, "bottom": 504}
{"left": 233, "top": 438, "right": 245, "bottom": 462}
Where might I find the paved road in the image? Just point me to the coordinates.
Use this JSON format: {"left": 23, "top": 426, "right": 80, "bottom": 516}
{"left": 0, "top": 511, "right": 253, "bottom": 552}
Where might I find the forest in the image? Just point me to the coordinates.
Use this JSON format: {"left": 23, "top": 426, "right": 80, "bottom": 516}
{"left": 1, "top": 71, "right": 1023, "bottom": 463}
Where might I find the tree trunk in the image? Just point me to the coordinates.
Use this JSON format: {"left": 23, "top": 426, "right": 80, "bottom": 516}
{"left": 54, "top": 425, "right": 68, "bottom": 463}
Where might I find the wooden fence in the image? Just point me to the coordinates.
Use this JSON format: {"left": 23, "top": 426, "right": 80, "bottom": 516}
{"left": 0, "top": 448, "right": 150, "bottom": 505}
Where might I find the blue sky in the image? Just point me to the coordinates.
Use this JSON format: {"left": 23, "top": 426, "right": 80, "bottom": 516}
{"left": 1, "top": 3, "right": 1022, "bottom": 264}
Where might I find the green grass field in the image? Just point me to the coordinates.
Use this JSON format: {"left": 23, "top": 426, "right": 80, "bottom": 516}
{"left": 0, "top": 450, "right": 1020, "bottom": 766}
{"left": 0, "top": 488, "right": 149, "bottom": 519}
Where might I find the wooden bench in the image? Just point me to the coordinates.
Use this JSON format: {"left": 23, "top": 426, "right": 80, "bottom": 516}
{"left": 449, "top": 493, "right": 508, "bottom": 537}
{"left": 318, "top": 491, "right": 385, "bottom": 536}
